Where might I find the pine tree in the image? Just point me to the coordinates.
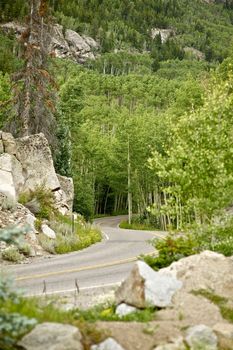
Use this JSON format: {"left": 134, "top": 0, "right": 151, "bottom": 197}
{"left": 8, "top": 0, "right": 57, "bottom": 145}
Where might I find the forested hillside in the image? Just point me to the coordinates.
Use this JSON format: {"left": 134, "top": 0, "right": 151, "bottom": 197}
{"left": 0, "top": 0, "right": 233, "bottom": 230}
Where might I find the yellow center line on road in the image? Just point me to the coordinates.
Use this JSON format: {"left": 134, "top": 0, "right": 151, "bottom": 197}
{"left": 16, "top": 251, "right": 158, "bottom": 282}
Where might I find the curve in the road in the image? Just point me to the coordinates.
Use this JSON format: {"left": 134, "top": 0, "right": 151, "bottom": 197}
{"left": 5, "top": 215, "right": 166, "bottom": 295}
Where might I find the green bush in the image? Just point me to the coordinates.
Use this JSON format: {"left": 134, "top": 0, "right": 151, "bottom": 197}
{"left": 38, "top": 234, "right": 56, "bottom": 254}
{"left": 0, "top": 278, "right": 37, "bottom": 349}
{"left": 142, "top": 233, "right": 199, "bottom": 270}
{"left": 18, "top": 186, "right": 57, "bottom": 220}
{"left": 0, "top": 229, "right": 36, "bottom": 349}
{"left": 75, "top": 303, "right": 156, "bottom": 323}
{"left": 38, "top": 215, "right": 102, "bottom": 255}
{"left": 142, "top": 217, "right": 233, "bottom": 270}
{"left": 18, "top": 243, "right": 31, "bottom": 257}
{"left": 2, "top": 247, "right": 22, "bottom": 263}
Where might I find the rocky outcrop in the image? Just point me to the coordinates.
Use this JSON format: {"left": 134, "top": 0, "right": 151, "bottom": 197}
{"left": 0, "top": 131, "right": 74, "bottom": 257}
{"left": 151, "top": 28, "right": 175, "bottom": 43}
{"left": 0, "top": 131, "right": 73, "bottom": 214}
{"left": 56, "top": 174, "right": 74, "bottom": 212}
{"left": 115, "top": 261, "right": 182, "bottom": 308}
{"left": 184, "top": 47, "right": 205, "bottom": 61}
{"left": 0, "top": 22, "right": 99, "bottom": 64}
{"left": 18, "top": 322, "right": 83, "bottom": 350}
{"left": 159, "top": 250, "right": 233, "bottom": 300}
{"left": 112, "top": 252, "right": 233, "bottom": 349}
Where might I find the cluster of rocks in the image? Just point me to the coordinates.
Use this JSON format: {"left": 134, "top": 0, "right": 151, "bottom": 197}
{"left": 0, "top": 131, "right": 74, "bottom": 256}
{"left": 18, "top": 251, "right": 233, "bottom": 349}
{"left": 151, "top": 28, "right": 175, "bottom": 43}
{"left": 0, "top": 22, "right": 99, "bottom": 64}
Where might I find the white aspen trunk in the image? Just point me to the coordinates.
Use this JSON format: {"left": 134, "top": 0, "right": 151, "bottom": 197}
{"left": 127, "top": 135, "right": 132, "bottom": 225}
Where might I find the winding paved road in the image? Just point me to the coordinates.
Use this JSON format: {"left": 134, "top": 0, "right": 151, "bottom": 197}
{"left": 5, "top": 216, "right": 166, "bottom": 296}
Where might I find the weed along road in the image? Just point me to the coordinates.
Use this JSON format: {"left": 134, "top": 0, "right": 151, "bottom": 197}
{"left": 5, "top": 216, "right": 166, "bottom": 296}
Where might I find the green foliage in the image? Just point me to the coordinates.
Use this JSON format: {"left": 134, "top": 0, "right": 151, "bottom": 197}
{"left": 58, "top": 62, "right": 204, "bottom": 218}
{"left": 50, "top": 0, "right": 233, "bottom": 63}
{"left": 2, "top": 246, "right": 22, "bottom": 263}
{"left": 39, "top": 215, "right": 102, "bottom": 254}
{"left": 143, "top": 217, "right": 233, "bottom": 270}
{"left": 0, "top": 72, "right": 12, "bottom": 129}
{"left": 19, "top": 186, "right": 57, "bottom": 220}
{"left": 18, "top": 243, "right": 31, "bottom": 257}
{"left": 0, "top": 229, "right": 36, "bottom": 350}
{"left": 75, "top": 303, "right": 156, "bottom": 323}
{"left": 0, "top": 226, "right": 28, "bottom": 246}
{"left": 142, "top": 234, "right": 199, "bottom": 270}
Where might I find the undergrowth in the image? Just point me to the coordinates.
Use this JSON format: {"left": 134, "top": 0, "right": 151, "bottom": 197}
{"left": 18, "top": 185, "right": 57, "bottom": 220}
{"left": 39, "top": 215, "right": 102, "bottom": 254}
{"left": 142, "top": 217, "right": 233, "bottom": 270}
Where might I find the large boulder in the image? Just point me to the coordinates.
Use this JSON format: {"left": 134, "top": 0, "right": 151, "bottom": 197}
{"left": 0, "top": 153, "right": 24, "bottom": 204}
{"left": 18, "top": 322, "right": 83, "bottom": 350}
{"left": 11, "top": 133, "right": 60, "bottom": 192}
{"left": 159, "top": 250, "right": 233, "bottom": 299}
{"left": 115, "top": 261, "right": 182, "bottom": 308}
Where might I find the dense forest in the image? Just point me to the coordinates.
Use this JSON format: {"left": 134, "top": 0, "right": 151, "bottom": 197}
{"left": 0, "top": 0, "right": 233, "bottom": 231}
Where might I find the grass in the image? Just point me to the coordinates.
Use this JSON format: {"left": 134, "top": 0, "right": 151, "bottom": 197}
{"left": 39, "top": 214, "right": 102, "bottom": 254}
{"left": 193, "top": 289, "right": 233, "bottom": 323}
{"left": 1, "top": 247, "right": 22, "bottom": 263}
{"left": 4, "top": 297, "right": 156, "bottom": 324}
{"left": 3, "top": 296, "right": 156, "bottom": 349}
{"left": 119, "top": 220, "right": 157, "bottom": 231}
{"left": 3, "top": 297, "right": 106, "bottom": 349}
{"left": 75, "top": 303, "right": 157, "bottom": 323}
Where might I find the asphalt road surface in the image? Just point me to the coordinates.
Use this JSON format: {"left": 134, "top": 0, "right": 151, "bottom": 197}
{"left": 4, "top": 215, "right": 166, "bottom": 296}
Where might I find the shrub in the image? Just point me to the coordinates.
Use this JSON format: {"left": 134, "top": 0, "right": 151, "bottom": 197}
{"left": 38, "top": 234, "right": 56, "bottom": 254}
{"left": 18, "top": 186, "right": 57, "bottom": 220}
{"left": 39, "top": 215, "right": 102, "bottom": 255}
{"left": 2, "top": 247, "right": 22, "bottom": 263}
{"left": 74, "top": 303, "right": 156, "bottom": 323}
{"left": 18, "top": 243, "right": 31, "bottom": 257}
{"left": 142, "top": 217, "right": 233, "bottom": 270}
{"left": 142, "top": 233, "right": 200, "bottom": 270}
{"left": 0, "top": 226, "right": 37, "bottom": 350}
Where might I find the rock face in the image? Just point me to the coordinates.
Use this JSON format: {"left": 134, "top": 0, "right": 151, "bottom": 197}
{"left": 0, "top": 131, "right": 74, "bottom": 214}
{"left": 13, "top": 133, "right": 60, "bottom": 192}
{"left": 0, "top": 22, "right": 99, "bottom": 64}
{"left": 151, "top": 28, "right": 175, "bottom": 43}
{"left": 56, "top": 174, "right": 74, "bottom": 212}
{"left": 115, "top": 261, "right": 182, "bottom": 308}
{"left": 0, "top": 131, "right": 74, "bottom": 255}
{"left": 159, "top": 250, "right": 233, "bottom": 300}
{"left": 18, "top": 322, "right": 83, "bottom": 350}
{"left": 184, "top": 47, "right": 205, "bottom": 61}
